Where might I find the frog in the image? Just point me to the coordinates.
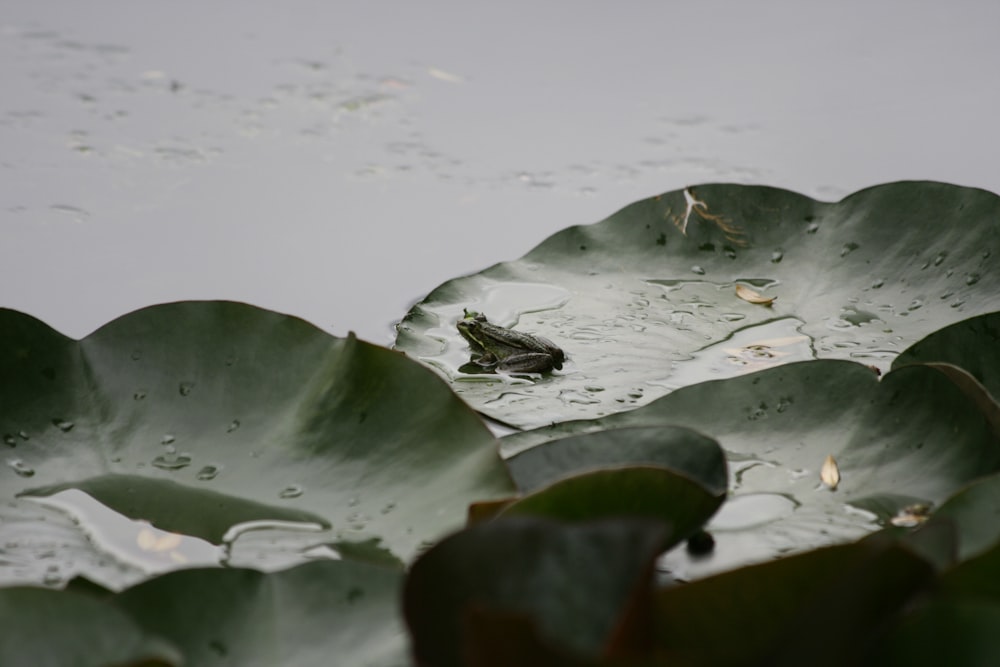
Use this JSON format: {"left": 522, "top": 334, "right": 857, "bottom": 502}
{"left": 456, "top": 311, "right": 564, "bottom": 373}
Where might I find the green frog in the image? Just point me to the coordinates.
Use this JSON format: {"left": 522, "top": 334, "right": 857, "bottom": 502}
{"left": 457, "top": 311, "right": 565, "bottom": 373}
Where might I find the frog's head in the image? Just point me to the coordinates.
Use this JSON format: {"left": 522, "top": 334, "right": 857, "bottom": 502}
{"left": 456, "top": 313, "right": 488, "bottom": 348}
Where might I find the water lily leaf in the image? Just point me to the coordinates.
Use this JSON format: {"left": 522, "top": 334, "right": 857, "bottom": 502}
{"left": 871, "top": 541, "right": 1000, "bottom": 666}
{"left": 19, "top": 474, "right": 329, "bottom": 545}
{"left": 0, "top": 301, "right": 513, "bottom": 587}
{"left": 502, "top": 359, "right": 1000, "bottom": 578}
{"left": 927, "top": 471, "right": 1000, "bottom": 562}
{"left": 652, "top": 537, "right": 935, "bottom": 666}
{"left": 403, "top": 517, "right": 670, "bottom": 666}
{"left": 500, "top": 466, "right": 724, "bottom": 545}
{"left": 505, "top": 425, "right": 727, "bottom": 495}
{"left": 0, "top": 586, "right": 182, "bottom": 666}
{"left": 893, "top": 311, "right": 1000, "bottom": 400}
{"left": 396, "top": 182, "right": 1000, "bottom": 428}
{"left": 114, "top": 560, "right": 407, "bottom": 667}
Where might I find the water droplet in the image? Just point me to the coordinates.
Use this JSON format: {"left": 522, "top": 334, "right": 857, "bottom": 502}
{"left": 840, "top": 242, "right": 860, "bottom": 257}
{"left": 933, "top": 252, "right": 947, "bottom": 266}
{"left": 724, "top": 246, "right": 737, "bottom": 260}
{"left": 690, "top": 265, "right": 706, "bottom": 275}
{"left": 870, "top": 278, "right": 885, "bottom": 289}
{"left": 719, "top": 313, "right": 747, "bottom": 323}
{"left": 770, "top": 250, "right": 783, "bottom": 263}
{"left": 347, "top": 496, "right": 359, "bottom": 507}
{"left": 907, "top": 299, "right": 923, "bottom": 311}
{"left": 130, "top": 350, "right": 142, "bottom": 361}
{"left": 226, "top": 420, "right": 240, "bottom": 433}
{"left": 179, "top": 382, "right": 194, "bottom": 396}
{"left": 42, "top": 570, "right": 62, "bottom": 586}
{"left": 133, "top": 390, "right": 147, "bottom": 400}
{"left": 151, "top": 452, "right": 192, "bottom": 471}
{"left": 279, "top": 485, "right": 304, "bottom": 499}
{"left": 52, "top": 419, "right": 75, "bottom": 432}
{"left": 7, "top": 458, "right": 35, "bottom": 477}
{"left": 965, "top": 273, "right": 981, "bottom": 286}
{"left": 806, "top": 221, "right": 820, "bottom": 234}
{"left": 17, "top": 430, "right": 29, "bottom": 441}
{"left": 160, "top": 433, "right": 175, "bottom": 445}
{"left": 3, "top": 434, "right": 16, "bottom": 447}
{"left": 196, "top": 465, "right": 221, "bottom": 481}
{"left": 381, "top": 502, "right": 396, "bottom": 515}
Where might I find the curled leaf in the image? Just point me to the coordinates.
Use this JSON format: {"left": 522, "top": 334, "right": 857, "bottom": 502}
{"left": 735, "top": 284, "right": 775, "bottom": 306}
{"left": 820, "top": 455, "right": 840, "bottom": 490}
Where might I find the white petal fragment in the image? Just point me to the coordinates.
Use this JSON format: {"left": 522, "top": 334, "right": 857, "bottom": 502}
{"left": 820, "top": 454, "right": 840, "bottom": 490}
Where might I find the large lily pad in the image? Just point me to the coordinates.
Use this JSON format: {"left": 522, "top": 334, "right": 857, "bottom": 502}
{"left": 403, "top": 517, "right": 670, "bottom": 666}
{"left": 893, "top": 310, "right": 1000, "bottom": 400}
{"left": 0, "top": 301, "right": 513, "bottom": 587}
{"left": 0, "top": 559, "right": 407, "bottom": 667}
{"left": 502, "top": 359, "right": 1000, "bottom": 578}
{"left": 396, "top": 182, "right": 1000, "bottom": 428}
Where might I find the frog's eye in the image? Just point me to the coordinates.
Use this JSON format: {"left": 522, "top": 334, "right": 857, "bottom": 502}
{"left": 474, "top": 314, "right": 487, "bottom": 323}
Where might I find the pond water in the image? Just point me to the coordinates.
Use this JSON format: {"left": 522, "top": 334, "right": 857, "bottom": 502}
{"left": 3, "top": 0, "right": 1000, "bottom": 344}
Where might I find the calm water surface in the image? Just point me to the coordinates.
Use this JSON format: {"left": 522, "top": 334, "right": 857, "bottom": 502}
{"left": 3, "top": 0, "right": 999, "bottom": 342}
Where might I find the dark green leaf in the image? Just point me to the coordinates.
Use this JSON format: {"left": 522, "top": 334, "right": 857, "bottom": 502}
{"left": 397, "top": 182, "right": 1000, "bottom": 428}
{"left": 501, "top": 466, "right": 724, "bottom": 544}
{"left": 0, "top": 587, "right": 181, "bottom": 666}
{"left": 403, "top": 517, "right": 670, "bottom": 666}
{"left": 0, "top": 301, "right": 513, "bottom": 587}
{"left": 505, "top": 360, "right": 1000, "bottom": 577}
{"left": 114, "top": 560, "right": 407, "bottom": 667}
{"left": 652, "top": 537, "right": 935, "bottom": 667}
{"left": 893, "top": 311, "right": 1000, "bottom": 400}
{"left": 505, "top": 425, "right": 727, "bottom": 496}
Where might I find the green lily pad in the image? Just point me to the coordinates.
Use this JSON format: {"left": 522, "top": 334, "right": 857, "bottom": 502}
{"left": 929, "top": 471, "right": 1000, "bottom": 562}
{"left": 893, "top": 311, "right": 1000, "bottom": 401}
{"left": 871, "top": 541, "right": 1000, "bottom": 665}
{"left": 505, "top": 425, "right": 727, "bottom": 495}
{"left": 0, "top": 301, "right": 513, "bottom": 587}
{"left": 652, "top": 536, "right": 935, "bottom": 666}
{"left": 0, "top": 560, "right": 406, "bottom": 667}
{"left": 500, "top": 466, "right": 724, "bottom": 544}
{"left": 0, "top": 586, "right": 182, "bottom": 666}
{"left": 502, "top": 359, "right": 1000, "bottom": 578}
{"left": 115, "top": 560, "right": 407, "bottom": 667}
{"left": 403, "top": 517, "right": 670, "bottom": 666}
{"left": 396, "top": 182, "right": 1000, "bottom": 428}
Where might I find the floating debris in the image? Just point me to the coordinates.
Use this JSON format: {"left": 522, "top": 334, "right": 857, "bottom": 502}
{"left": 820, "top": 455, "right": 840, "bottom": 490}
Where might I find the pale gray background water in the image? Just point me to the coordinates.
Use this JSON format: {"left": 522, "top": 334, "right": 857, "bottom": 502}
{"left": 3, "top": 0, "right": 999, "bottom": 344}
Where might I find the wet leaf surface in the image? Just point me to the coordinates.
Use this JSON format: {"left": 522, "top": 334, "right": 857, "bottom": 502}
{"left": 502, "top": 360, "right": 1000, "bottom": 578}
{"left": 403, "top": 517, "right": 670, "bottom": 667}
{"left": 0, "top": 301, "right": 513, "bottom": 587}
{"left": 397, "top": 182, "right": 1000, "bottom": 428}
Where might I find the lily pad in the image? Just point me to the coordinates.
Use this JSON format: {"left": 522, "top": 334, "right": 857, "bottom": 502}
{"left": 396, "top": 182, "right": 1000, "bottom": 428}
{"left": 0, "top": 586, "right": 182, "bottom": 666}
{"left": 403, "top": 517, "right": 670, "bottom": 666}
{"left": 0, "top": 560, "right": 407, "bottom": 667}
{"left": 651, "top": 536, "right": 935, "bottom": 666}
{"left": 500, "top": 466, "right": 725, "bottom": 543}
{"left": 893, "top": 311, "right": 1000, "bottom": 401}
{"left": 0, "top": 301, "right": 513, "bottom": 587}
{"left": 115, "top": 560, "right": 407, "bottom": 667}
{"left": 502, "top": 359, "right": 1000, "bottom": 578}
{"left": 505, "top": 425, "right": 727, "bottom": 495}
